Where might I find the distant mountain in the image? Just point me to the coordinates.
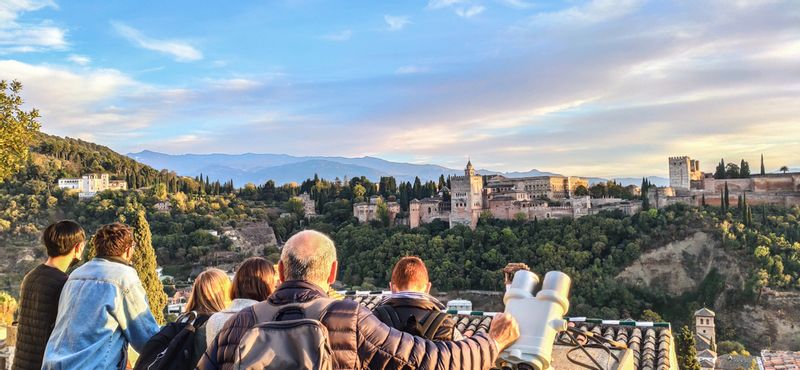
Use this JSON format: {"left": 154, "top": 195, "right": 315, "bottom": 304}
{"left": 127, "top": 151, "right": 563, "bottom": 186}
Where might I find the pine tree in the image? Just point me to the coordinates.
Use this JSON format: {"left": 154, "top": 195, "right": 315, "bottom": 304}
{"left": 715, "top": 159, "right": 727, "bottom": 179}
{"left": 760, "top": 154, "right": 766, "bottom": 175}
{"left": 740, "top": 159, "right": 750, "bottom": 178}
{"left": 677, "top": 325, "right": 702, "bottom": 370}
{"left": 126, "top": 208, "right": 167, "bottom": 325}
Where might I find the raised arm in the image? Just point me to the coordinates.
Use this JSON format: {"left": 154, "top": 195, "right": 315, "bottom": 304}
{"left": 355, "top": 306, "right": 519, "bottom": 370}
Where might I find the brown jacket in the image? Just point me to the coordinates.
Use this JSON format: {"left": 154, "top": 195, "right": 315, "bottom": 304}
{"left": 197, "top": 280, "right": 498, "bottom": 370}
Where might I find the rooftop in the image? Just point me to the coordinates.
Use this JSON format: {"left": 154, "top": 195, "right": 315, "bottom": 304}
{"left": 761, "top": 350, "right": 800, "bottom": 370}
{"left": 694, "top": 307, "right": 716, "bottom": 317}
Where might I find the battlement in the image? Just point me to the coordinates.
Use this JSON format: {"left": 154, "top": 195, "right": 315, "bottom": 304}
{"left": 668, "top": 156, "right": 690, "bottom": 162}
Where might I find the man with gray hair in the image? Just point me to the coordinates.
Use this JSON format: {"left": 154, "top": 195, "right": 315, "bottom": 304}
{"left": 198, "top": 229, "right": 520, "bottom": 370}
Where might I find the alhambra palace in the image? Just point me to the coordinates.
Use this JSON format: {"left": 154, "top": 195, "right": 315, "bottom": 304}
{"left": 353, "top": 157, "right": 800, "bottom": 229}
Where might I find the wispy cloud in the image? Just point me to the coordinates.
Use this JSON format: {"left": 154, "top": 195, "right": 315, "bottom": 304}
{"left": 0, "top": 0, "right": 67, "bottom": 53}
{"left": 384, "top": 15, "right": 410, "bottom": 31}
{"left": 111, "top": 21, "right": 202, "bottom": 62}
{"left": 456, "top": 5, "right": 485, "bottom": 18}
{"left": 426, "top": 0, "right": 466, "bottom": 10}
{"left": 496, "top": 0, "right": 534, "bottom": 9}
{"left": 395, "top": 65, "right": 430, "bottom": 74}
{"left": 530, "top": 0, "right": 643, "bottom": 25}
{"left": 67, "top": 54, "right": 90, "bottom": 65}
{"left": 321, "top": 29, "right": 353, "bottom": 41}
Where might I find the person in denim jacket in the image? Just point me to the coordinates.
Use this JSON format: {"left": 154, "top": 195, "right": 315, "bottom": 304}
{"left": 42, "top": 223, "right": 160, "bottom": 370}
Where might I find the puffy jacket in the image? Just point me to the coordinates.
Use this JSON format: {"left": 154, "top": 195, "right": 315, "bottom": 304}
{"left": 12, "top": 264, "right": 68, "bottom": 370}
{"left": 42, "top": 257, "right": 160, "bottom": 370}
{"left": 373, "top": 292, "right": 462, "bottom": 341}
{"left": 197, "top": 280, "right": 499, "bottom": 370}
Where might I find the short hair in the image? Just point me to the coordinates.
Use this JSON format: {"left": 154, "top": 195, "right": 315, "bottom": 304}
{"left": 42, "top": 220, "right": 85, "bottom": 257}
{"left": 391, "top": 256, "right": 429, "bottom": 291}
{"left": 231, "top": 257, "right": 276, "bottom": 301}
{"left": 186, "top": 268, "right": 231, "bottom": 314}
{"left": 93, "top": 223, "right": 133, "bottom": 257}
{"left": 281, "top": 230, "right": 337, "bottom": 284}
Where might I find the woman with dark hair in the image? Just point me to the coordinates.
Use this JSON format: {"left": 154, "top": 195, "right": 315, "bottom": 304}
{"left": 203, "top": 257, "right": 276, "bottom": 345}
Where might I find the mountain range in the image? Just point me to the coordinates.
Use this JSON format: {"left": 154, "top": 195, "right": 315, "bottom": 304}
{"left": 127, "top": 150, "right": 669, "bottom": 187}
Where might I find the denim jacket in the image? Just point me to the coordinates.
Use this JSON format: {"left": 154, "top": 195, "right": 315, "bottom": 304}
{"left": 42, "top": 257, "right": 160, "bottom": 370}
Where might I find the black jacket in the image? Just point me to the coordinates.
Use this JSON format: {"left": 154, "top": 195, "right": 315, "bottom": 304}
{"left": 12, "top": 264, "right": 68, "bottom": 370}
{"left": 373, "top": 294, "right": 459, "bottom": 341}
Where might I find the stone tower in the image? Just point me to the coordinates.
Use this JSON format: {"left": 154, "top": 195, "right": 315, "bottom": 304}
{"left": 694, "top": 307, "right": 716, "bottom": 346}
{"left": 409, "top": 199, "right": 421, "bottom": 229}
{"left": 450, "top": 160, "right": 484, "bottom": 229}
{"left": 669, "top": 156, "right": 701, "bottom": 190}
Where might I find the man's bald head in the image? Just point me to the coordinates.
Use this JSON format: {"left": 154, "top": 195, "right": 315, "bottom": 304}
{"left": 280, "top": 230, "right": 337, "bottom": 287}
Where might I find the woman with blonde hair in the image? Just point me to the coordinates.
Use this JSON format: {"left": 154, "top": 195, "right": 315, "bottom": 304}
{"left": 186, "top": 268, "right": 231, "bottom": 367}
{"left": 204, "top": 257, "right": 276, "bottom": 345}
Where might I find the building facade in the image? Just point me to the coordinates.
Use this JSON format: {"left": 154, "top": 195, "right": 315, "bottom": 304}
{"left": 353, "top": 196, "right": 401, "bottom": 225}
{"left": 669, "top": 156, "right": 702, "bottom": 190}
{"left": 449, "top": 161, "right": 484, "bottom": 229}
{"left": 57, "top": 173, "right": 128, "bottom": 199}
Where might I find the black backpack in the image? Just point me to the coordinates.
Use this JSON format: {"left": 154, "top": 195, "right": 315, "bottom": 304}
{"left": 373, "top": 305, "right": 450, "bottom": 340}
{"left": 133, "top": 311, "right": 209, "bottom": 370}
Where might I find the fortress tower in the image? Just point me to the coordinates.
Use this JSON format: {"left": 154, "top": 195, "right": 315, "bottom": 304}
{"left": 669, "top": 156, "right": 702, "bottom": 190}
{"left": 449, "top": 160, "right": 484, "bottom": 229}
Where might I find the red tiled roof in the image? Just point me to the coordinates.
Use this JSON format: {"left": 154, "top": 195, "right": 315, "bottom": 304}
{"left": 761, "top": 350, "right": 800, "bottom": 370}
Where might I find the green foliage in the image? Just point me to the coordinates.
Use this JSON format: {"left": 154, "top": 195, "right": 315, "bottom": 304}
{"left": 125, "top": 208, "right": 167, "bottom": 325}
{"left": 677, "top": 325, "right": 701, "bottom": 370}
{"left": 0, "top": 80, "right": 41, "bottom": 182}
{"left": 640, "top": 309, "right": 664, "bottom": 322}
{"left": 718, "top": 340, "right": 750, "bottom": 356}
{"left": 588, "top": 181, "right": 637, "bottom": 200}
{"left": 574, "top": 185, "right": 589, "bottom": 196}
{"left": 0, "top": 290, "right": 17, "bottom": 325}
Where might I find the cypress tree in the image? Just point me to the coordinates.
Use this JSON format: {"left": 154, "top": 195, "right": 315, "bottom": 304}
{"left": 677, "top": 326, "right": 701, "bottom": 370}
{"left": 701, "top": 194, "right": 706, "bottom": 207}
{"left": 760, "top": 154, "right": 766, "bottom": 175}
{"left": 737, "top": 195, "right": 743, "bottom": 212}
{"left": 126, "top": 208, "right": 167, "bottom": 325}
{"left": 723, "top": 182, "right": 730, "bottom": 212}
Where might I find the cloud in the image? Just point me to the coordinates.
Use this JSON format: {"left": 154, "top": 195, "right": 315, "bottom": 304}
{"left": 455, "top": 5, "right": 485, "bottom": 18}
{"left": 384, "top": 15, "right": 410, "bottom": 31}
{"left": 496, "top": 0, "right": 534, "bottom": 8}
{"left": 426, "top": 0, "right": 466, "bottom": 9}
{"left": 111, "top": 21, "right": 202, "bottom": 62}
{"left": 529, "top": 0, "right": 643, "bottom": 25}
{"left": 395, "top": 65, "right": 430, "bottom": 74}
{"left": 208, "top": 78, "right": 262, "bottom": 91}
{"left": 67, "top": 54, "right": 90, "bottom": 65}
{"left": 0, "top": 0, "right": 67, "bottom": 53}
{"left": 321, "top": 29, "right": 353, "bottom": 41}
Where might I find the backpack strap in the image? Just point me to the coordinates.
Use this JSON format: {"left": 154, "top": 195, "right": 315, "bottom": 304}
{"left": 374, "top": 305, "right": 403, "bottom": 329}
{"left": 420, "top": 311, "right": 449, "bottom": 339}
{"left": 252, "top": 298, "right": 336, "bottom": 323}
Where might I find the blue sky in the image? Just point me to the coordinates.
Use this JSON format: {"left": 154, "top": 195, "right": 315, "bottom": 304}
{"left": 1, "top": 0, "right": 799, "bottom": 177}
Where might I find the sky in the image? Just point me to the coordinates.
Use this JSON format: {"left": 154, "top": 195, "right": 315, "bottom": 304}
{"left": 1, "top": 0, "right": 799, "bottom": 177}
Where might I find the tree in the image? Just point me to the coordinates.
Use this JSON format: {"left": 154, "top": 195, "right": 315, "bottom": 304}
{"left": 0, "top": 291, "right": 17, "bottom": 325}
{"left": 780, "top": 165, "right": 789, "bottom": 174}
{"left": 740, "top": 159, "right": 750, "bottom": 178}
{"left": 718, "top": 341, "right": 750, "bottom": 356}
{"left": 152, "top": 182, "right": 168, "bottom": 201}
{"left": 353, "top": 184, "right": 366, "bottom": 201}
{"left": 676, "top": 325, "right": 701, "bottom": 370}
{"left": 722, "top": 182, "right": 730, "bottom": 212}
{"left": 640, "top": 309, "right": 663, "bottom": 322}
{"left": 574, "top": 185, "right": 589, "bottom": 196}
{"left": 760, "top": 154, "right": 766, "bottom": 175}
{"left": 126, "top": 208, "right": 167, "bottom": 325}
{"left": 0, "top": 80, "right": 41, "bottom": 181}
{"left": 714, "top": 159, "right": 726, "bottom": 179}
{"left": 725, "top": 163, "right": 741, "bottom": 179}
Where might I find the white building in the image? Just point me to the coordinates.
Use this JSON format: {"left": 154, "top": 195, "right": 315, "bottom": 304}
{"left": 57, "top": 174, "right": 127, "bottom": 199}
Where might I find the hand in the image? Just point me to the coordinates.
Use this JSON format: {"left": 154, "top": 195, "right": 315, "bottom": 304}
{"left": 489, "top": 313, "right": 520, "bottom": 351}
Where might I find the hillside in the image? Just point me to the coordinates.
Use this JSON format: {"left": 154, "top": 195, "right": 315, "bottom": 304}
{"left": 0, "top": 134, "right": 798, "bottom": 354}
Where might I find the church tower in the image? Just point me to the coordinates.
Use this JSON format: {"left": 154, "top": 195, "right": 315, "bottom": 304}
{"left": 695, "top": 307, "right": 716, "bottom": 346}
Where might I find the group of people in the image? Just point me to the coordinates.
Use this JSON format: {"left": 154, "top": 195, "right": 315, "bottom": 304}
{"left": 12, "top": 220, "right": 520, "bottom": 370}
